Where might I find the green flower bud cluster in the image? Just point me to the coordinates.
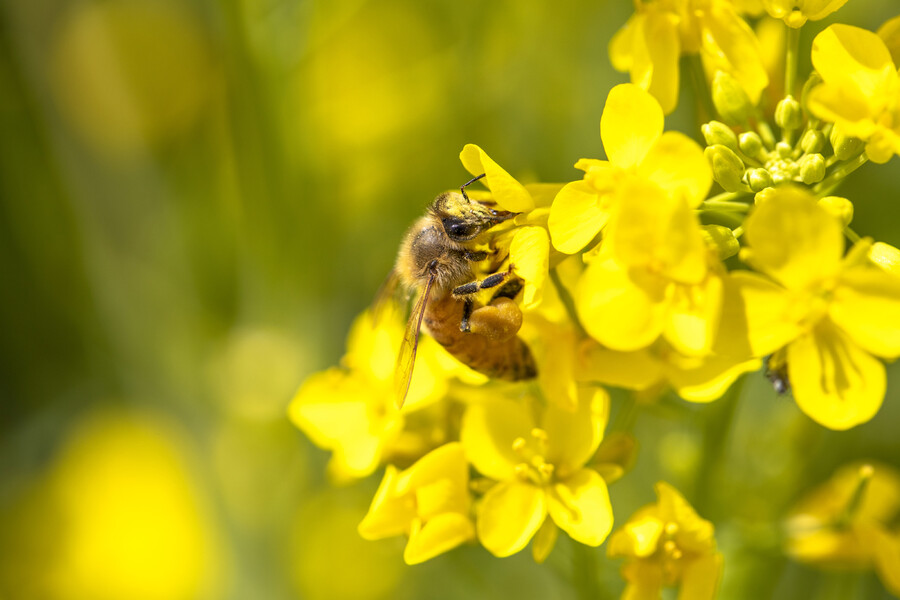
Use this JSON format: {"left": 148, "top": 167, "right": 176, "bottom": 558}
{"left": 702, "top": 83, "right": 867, "bottom": 198}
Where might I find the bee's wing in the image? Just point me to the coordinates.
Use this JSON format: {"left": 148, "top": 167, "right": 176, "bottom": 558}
{"left": 371, "top": 269, "right": 403, "bottom": 325}
{"left": 394, "top": 272, "right": 435, "bottom": 409}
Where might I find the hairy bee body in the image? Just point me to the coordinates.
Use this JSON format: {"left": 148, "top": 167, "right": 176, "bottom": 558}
{"left": 422, "top": 292, "right": 537, "bottom": 381}
{"left": 389, "top": 186, "right": 537, "bottom": 406}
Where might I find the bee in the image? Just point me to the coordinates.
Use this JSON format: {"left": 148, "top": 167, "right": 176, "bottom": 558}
{"left": 387, "top": 174, "right": 537, "bottom": 408}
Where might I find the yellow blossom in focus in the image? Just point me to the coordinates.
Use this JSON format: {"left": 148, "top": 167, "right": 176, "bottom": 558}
{"left": 289, "top": 305, "right": 483, "bottom": 482}
{"left": 608, "top": 481, "right": 722, "bottom": 600}
{"left": 574, "top": 179, "right": 723, "bottom": 356}
{"left": 731, "top": 186, "right": 900, "bottom": 429}
{"left": 358, "top": 443, "right": 475, "bottom": 564}
{"left": 461, "top": 390, "right": 614, "bottom": 559}
{"left": 808, "top": 24, "right": 900, "bottom": 164}
{"left": 785, "top": 462, "right": 900, "bottom": 596}
{"left": 762, "top": 0, "right": 848, "bottom": 28}
{"left": 609, "top": 0, "right": 768, "bottom": 113}
{"left": 549, "top": 84, "right": 711, "bottom": 255}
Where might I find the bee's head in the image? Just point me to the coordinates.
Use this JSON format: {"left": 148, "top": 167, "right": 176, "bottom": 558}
{"left": 431, "top": 191, "right": 516, "bottom": 242}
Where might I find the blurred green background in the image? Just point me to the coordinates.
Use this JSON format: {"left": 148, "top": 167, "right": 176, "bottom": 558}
{"left": 0, "top": 1, "right": 898, "bottom": 599}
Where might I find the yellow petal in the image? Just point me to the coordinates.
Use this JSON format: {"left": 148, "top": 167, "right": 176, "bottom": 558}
{"left": 404, "top": 512, "right": 474, "bottom": 565}
{"left": 628, "top": 11, "right": 681, "bottom": 115}
{"left": 679, "top": 553, "right": 723, "bottom": 600}
{"left": 531, "top": 518, "right": 559, "bottom": 564}
{"left": 664, "top": 273, "right": 723, "bottom": 357}
{"left": 807, "top": 85, "right": 878, "bottom": 140}
{"left": 638, "top": 131, "right": 712, "bottom": 207}
{"left": 460, "top": 398, "right": 532, "bottom": 481}
{"left": 831, "top": 265, "right": 900, "bottom": 358}
{"left": 358, "top": 466, "right": 412, "bottom": 540}
{"left": 802, "top": 0, "right": 851, "bottom": 22}
{"left": 576, "top": 341, "right": 664, "bottom": 391}
{"left": 655, "top": 482, "right": 715, "bottom": 553}
{"left": 621, "top": 561, "right": 664, "bottom": 600}
{"left": 878, "top": 14, "right": 900, "bottom": 66}
{"left": 543, "top": 387, "right": 610, "bottom": 472}
{"left": 608, "top": 511, "right": 663, "bottom": 558}
{"left": 601, "top": 83, "right": 664, "bottom": 169}
{"left": 870, "top": 241, "right": 900, "bottom": 274}
{"left": 729, "top": 272, "right": 802, "bottom": 356}
{"left": 459, "top": 144, "right": 533, "bottom": 212}
{"left": 548, "top": 181, "right": 608, "bottom": 254}
{"left": 700, "top": 4, "right": 768, "bottom": 104}
{"left": 510, "top": 226, "right": 550, "bottom": 309}
{"left": 811, "top": 24, "right": 896, "bottom": 104}
{"left": 742, "top": 186, "right": 844, "bottom": 289}
{"left": 609, "top": 14, "right": 637, "bottom": 72}
{"left": 477, "top": 481, "right": 546, "bottom": 557}
{"left": 396, "top": 442, "right": 469, "bottom": 514}
{"left": 575, "top": 257, "right": 668, "bottom": 352}
{"left": 788, "top": 320, "right": 886, "bottom": 430}
{"left": 547, "top": 469, "right": 614, "bottom": 546}
{"left": 872, "top": 527, "right": 900, "bottom": 597}
{"left": 666, "top": 352, "right": 761, "bottom": 403}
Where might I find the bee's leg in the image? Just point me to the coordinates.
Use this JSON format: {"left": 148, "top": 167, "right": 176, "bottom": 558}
{"left": 464, "top": 250, "right": 489, "bottom": 262}
{"left": 491, "top": 278, "right": 523, "bottom": 301}
{"left": 459, "top": 297, "right": 475, "bottom": 333}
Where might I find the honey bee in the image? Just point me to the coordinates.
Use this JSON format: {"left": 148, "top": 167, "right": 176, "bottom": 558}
{"left": 388, "top": 174, "right": 537, "bottom": 408}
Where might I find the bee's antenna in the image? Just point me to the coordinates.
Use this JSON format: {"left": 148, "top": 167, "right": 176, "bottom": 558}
{"left": 460, "top": 173, "right": 486, "bottom": 201}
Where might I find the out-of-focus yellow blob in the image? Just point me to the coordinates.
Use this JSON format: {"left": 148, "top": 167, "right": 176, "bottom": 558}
{"left": 206, "top": 327, "right": 308, "bottom": 420}
{"left": 51, "top": 0, "right": 215, "bottom": 154}
{"left": 20, "top": 411, "right": 224, "bottom": 600}
{"left": 290, "top": 490, "right": 403, "bottom": 600}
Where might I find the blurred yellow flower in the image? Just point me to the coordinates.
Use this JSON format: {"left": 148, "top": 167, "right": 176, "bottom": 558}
{"left": 549, "top": 84, "right": 711, "bottom": 255}
{"left": 289, "top": 305, "right": 481, "bottom": 482}
{"left": 2, "top": 412, "right": 222, "bottom": 600}
{"left": 762, "top": 0, "right": 848, "bottom": 28}
{"left": 574, "top": 179, "right": 722, "bottom": 356}
{"left": 809, "top": 24, "right": 900, "bottom": 164}
{"left": 732, "top": 186, "right": 900, "bottom": 429}
{"left": 609, "top": 0, "right": 768, "bottom": 113}
{"left": 608, "top": 481, "right": 721, "bottom": 600}
{"left": 358, "top": 442, "right": 474, "bottom": 564}
{"left": 785, "top": 462, "right": 900, "bottom": 596}
{"left": 461, "top": 390, "right": 613, "bottom": 558}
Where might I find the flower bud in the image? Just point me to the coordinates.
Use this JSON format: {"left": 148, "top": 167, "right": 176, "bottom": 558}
{"left": 800, "top": 129, "right": 825, "bottom": 154}
{"left": 830, "top": 126, "right": 865, "bottom": 161}
{"left": 711, "top": 71, "right": 754, "bottom": 124}
{"left": 799, "top": 153, "right": 826, "bottom": 184}
{"left": 702, "top": 121, "right": 738, "bottom": 150}
{"left": 818, "top": 196, "right": 853, "bottom": 227}
{"left": 746, "top": 168, "right": 773, "bottom": 192}
{"left": 775, "top": 96, "right": 803, "bottom": 131}
{"left": 702, "top": 224, "right": 740, "bottom": 260}
{"left": 775, "top": 141, "right": 793, "bottom": 158}
{"left": 704, "top": 144, "right": 748, "bottom": 193}
{"left": 754, "top": 187, "right": 776, "bottom": 205}
{"left": 738, "top": 132, "right": 764, "bottom": 160}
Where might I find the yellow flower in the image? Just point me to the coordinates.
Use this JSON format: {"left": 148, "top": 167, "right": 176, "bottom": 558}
{"left": 574, "top": 179, "right": 723, "bottom": 356}
{"left": 732, "top": 186, "right": 900, "bottom": 429}
{"left": 808, "top": 24, "right": 900, "bottom": 164}
{"left": 762, "top": 0, "right": 848, "bottom": 28}
{"left": 288, "top": 306, "right": 480, "bottom": 482}
{"left": 461, "top": 390, "right": 614, "bottom": 558}
{"left": 608, "top": 481, "right": 722, "bottom": 600}
{"left": 549, "top": 84, "right": 711, "bottom": 255}
{"left": 358, "top": 443, "right": 475, "bottom": 565}
{"left": 576, "top": 337, "right": 759, "bottom": 403}
{"left": 785, "top": 462, "right": 900, "bottom": 597}
{"left": 609, "top": 0, "right": 768, "bottom": 114}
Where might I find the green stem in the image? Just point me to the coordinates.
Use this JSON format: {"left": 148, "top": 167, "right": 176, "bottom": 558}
{"left": 844, "top": 227, "right": 861, "bottom": 244}
{"left": 573, "top": 542, "right": 608, "bottom": 600}
{"left": 813, "top": 153, "right": 869, "bottom": 195}
{"left": 707, "top": 191, "right": 751, "bottom": 203}
{"left": 550, "top": 267, "right": 587, "bottom": 338}
{"left": 688, "top": 55, "right": 716, "bottom": 126}
{"left": 700, "top": 200, "right": 752, "bottom": 212}
{"left": 784, "top": 25, "right": 800, "bottom": 97}
{"left": 732, "top": 225, "right": 744, "bottom": 239}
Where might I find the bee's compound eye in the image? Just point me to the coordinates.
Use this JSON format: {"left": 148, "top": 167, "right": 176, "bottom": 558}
{"left": 442, "top": 218, "right": 479, "bottom": 241}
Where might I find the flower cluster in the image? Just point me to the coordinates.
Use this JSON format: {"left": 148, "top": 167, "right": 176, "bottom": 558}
{"left": 291, "top": 2, "right": 900, "bottom": 597}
